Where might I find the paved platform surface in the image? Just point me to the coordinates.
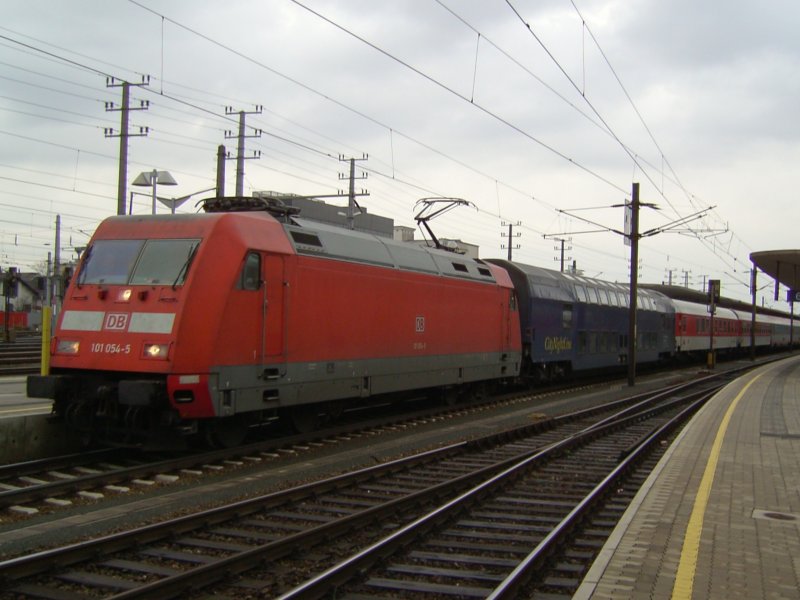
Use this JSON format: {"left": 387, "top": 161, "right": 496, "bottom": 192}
{"left": 576, "top": 356, "right": 800, "bottom": 599}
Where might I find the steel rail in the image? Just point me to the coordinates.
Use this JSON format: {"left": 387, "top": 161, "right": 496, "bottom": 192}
{"left": 486, "top": 389, "right": 716, "bottom": 598}
{"left": 0, "top": 447, "right": 126, "bottom": 481}
{"left": 0, "top": 367, "right": 748, "bottom": 598}
{"left": 0, "top": 389, "right": 522, "bottom": 510}
{"left": 109, "top": 386, "right": 697, "bottom": 600}
{"left": 0, "top": 374, "right": 684, "bottom": 512}
{"left": 0, "top": 379, "right": 690, "bottom": 594}
{"left": 274, "top": 386, "right": 715, "bottom": 599}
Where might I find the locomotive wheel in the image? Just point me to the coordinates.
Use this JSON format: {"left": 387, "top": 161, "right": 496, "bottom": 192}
{"left": 204, "top": 416, "right": 249, "bottom": 448}
{"left": 289, "top": 404, "right": 320, "bottom": 433}
{"left": 442, "top": 387, "right": 460, "bottom": 406}
{"left": 65, "top": 402, "right": 96, "bottom": 446}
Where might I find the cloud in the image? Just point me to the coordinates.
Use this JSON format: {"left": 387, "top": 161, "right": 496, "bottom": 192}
{"left": 0, "top": 0, "right": 798, "bottom": 305}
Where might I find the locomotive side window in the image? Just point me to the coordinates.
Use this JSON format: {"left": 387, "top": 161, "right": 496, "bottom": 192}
{"left": 239, "top": 252, "right": 261, "bottom": 290}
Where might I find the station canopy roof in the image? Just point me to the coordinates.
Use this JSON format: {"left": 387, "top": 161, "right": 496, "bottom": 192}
{"left": 750, "top": 250, "right": 800, "bottom": 294}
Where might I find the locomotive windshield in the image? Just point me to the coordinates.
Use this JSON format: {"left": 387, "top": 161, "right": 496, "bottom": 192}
{"left": 79, "top": 238, "right": 200, "bottom": 286}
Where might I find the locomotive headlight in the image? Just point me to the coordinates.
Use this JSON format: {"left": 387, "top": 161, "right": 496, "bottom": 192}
{"left": 143, "top": 343, "right": 169, "bottom": 359}
{"left": 56, "top": 339, "right": 80, "bottom": 354}
{"left": 117, "top": 289, "right": 132, "bottom": 302}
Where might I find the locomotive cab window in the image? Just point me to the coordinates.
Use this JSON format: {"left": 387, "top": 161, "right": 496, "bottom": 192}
{"left": 79, "top": 239, "right": 143, "bottom": 284}
{"left": 130, "top": 239, "right": 200, "bottom": 286}
{"left": 239, "top": 252, "right": 261, "bottom": 290}
{"left": 80, "top": 238, "right": 200, "bottom": 286}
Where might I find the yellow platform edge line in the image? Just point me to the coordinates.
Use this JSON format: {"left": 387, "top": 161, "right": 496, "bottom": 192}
{"left": 671, "top": 371, "right": 764, "bottom": 599}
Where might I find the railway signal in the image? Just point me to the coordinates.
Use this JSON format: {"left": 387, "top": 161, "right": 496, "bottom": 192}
{"left": 708, "top": 279, "right": 720, "bottom": 368}
{"left": 3, "top": 267, "right": 19, "bottom": 342}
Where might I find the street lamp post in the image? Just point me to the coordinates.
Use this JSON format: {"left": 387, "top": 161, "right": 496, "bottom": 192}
{"left": 157, "top": 187, "right": 216, "bottom": 214}
{"left": 132, "top": 170, "right": 178, "bottom": 214}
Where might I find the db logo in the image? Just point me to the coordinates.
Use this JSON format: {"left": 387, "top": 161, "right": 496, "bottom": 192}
{"left": 104, "top": 313, "right": 130, "bottom": 331}
{"left": 415, "top": 316, "right": 425, "bottom": 333}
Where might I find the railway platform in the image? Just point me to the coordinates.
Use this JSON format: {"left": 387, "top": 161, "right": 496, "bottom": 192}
{"left": 577, "top": 355, "right": 800, "bottom": 599}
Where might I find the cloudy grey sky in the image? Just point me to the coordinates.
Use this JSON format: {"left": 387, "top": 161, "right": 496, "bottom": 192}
{"left": 1, "top": 0, "right": 798, "bottom": 305}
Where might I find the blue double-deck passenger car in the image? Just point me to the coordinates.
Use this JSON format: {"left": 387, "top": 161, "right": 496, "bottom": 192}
{"left": 488, "top": 260, "right": 674, "bottom": 382}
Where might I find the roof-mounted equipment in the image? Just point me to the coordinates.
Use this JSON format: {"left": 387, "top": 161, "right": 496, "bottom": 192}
{"left": 414, "top": 197, "right": 476, "bottom": 253}
{"left": 200, "top": 196, "right": 301, "bottom": 221}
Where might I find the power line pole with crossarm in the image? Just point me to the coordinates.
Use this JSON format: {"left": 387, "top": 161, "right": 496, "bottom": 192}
{"left": 104, "top": 76, "right": 150, "bottom": 216}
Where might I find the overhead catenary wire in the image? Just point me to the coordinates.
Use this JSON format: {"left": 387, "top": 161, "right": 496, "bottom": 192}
{"left": 502, "top": 0, "right": 745, "bottom": 277}
{"left": 0, "top": 5, "right": 766, "bottom": 302}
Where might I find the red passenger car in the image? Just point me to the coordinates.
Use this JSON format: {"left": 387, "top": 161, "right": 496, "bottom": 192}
{"left": 28, "top": 197, "right": 521, "bottom": 446}
{"left": 673, "top": 299, "right": 743, "bottom": 354}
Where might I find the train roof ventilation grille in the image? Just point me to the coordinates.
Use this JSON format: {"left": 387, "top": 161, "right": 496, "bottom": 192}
{"left": 290, "top": 231, "right": 323, "bottom": 248}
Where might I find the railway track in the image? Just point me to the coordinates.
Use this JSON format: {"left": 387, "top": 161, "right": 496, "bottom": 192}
{"left": 0, "top": 359, "right": 711, "bottom": 519}
{"left": 0, "top": 335, "right": 41, "bottom": 375}
{"left": 0, "top": 387, "right": 539, "bottom": 517}
{"left": 0, "top": 369, "right": 739, "bottom": 599}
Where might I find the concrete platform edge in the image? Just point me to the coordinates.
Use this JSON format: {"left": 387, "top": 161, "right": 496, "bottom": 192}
{"left": 0, "top": 415, "right": 81, "bottom": 463}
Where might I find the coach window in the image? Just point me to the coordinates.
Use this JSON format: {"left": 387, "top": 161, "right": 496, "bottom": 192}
{"left": 562, "top": 304, "right": 573, "bottom": 329}
{"left": 239, "top": 252, "right": 261, "bottom": 290}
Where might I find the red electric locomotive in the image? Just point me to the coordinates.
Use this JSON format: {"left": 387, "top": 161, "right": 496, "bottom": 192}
{"left": 28, "top": 197, "right": 521, "bottom": 446}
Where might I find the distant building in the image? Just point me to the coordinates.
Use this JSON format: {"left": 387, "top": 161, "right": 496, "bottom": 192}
{"left": 253, "top": 191, "right": 394, "bottom": 238}
{"left": 1, "top": 270, "right": 44, "bottom": 330}
{"left": 394, "top": 225, "right": 416, "bottom": 243}
{"left": 393, "top": 226, "right": 479, "bottom": 259}
{"left": 1, "top": 271, "right": 41, "bottom": 313}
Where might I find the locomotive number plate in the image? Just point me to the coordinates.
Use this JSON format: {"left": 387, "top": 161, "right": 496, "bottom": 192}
{"left": 90, "top": 342, "right": 132, "bottom": 355}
